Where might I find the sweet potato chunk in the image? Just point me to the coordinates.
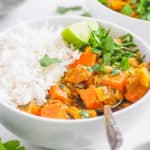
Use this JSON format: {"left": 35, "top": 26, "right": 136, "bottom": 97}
{"left": 79, "top": 85, "right": 103, "bottom": 109}
{"left": 48, "top": 85, "right": 68, "bottom": 103}
{"left": 101, "top": 73, "right": 127, "bottom": 91}
{"left": 41, "top": 102, "right": 69, "bottom": 119}
{"left": 65, "top": 65, "right": 91, "bottom": 84}
{"left": 69, "top": 52, "right": 96, "bottom": 68}
{"left": 18, "top": 102, "right": 41, "bottom": 116}
{"left": 125, "top": 72, "right": 149, "bottom": 103}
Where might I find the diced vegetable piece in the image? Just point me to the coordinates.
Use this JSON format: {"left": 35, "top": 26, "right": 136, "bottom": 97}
{"left": 48, "top": 85, "right": 68, "bottom": 103}
{"left": 65, "top": 65, "right": 92, "bottom": 84}
{"left": 41, "top": 102, "right": 69, "bottom": 119}
{"left": 104, "top": 65, "right": 113, "bottom": 73}
{"left": 85, "top": 46, "right": 92, "bottom": 53}
{"left": 79, "top": 85, "right": 103, "bottom": 109}
{"left": 128, "top": 57, "right": 138, "bottom": 67}
{"left": 95, "top": 87, "right": 105, "bottom": 102}
{"left": 79, "top": 52, "right": 97, "bottom": 66}
{"left": 18, "top": 102, "right": 41, "bottom": 116}
{"left": 68, "top": 59, "right": 79, "bottom": 69}
{"left": 136, "top": 68, "right": 150, "bottom": 87}
{"left": 114, "top": 38, "right": 122, "bottom": 44}
{"left": 125, "top": 85, "right": 148, "bottom": 103}
{"left": 101, "top": 73, "right": 127, "bottom": 91}
{"left": 67, "top": 106, "right": 81, "bottom": 119}
{"left": 69, "top": 52, "right": 96, "bottom": 68}
{"left": 87, "top": 110, "right": 97, "bottom": 118}
{"left": 125, "top": 70, "right": 149, "bottom": 103}
{"left": 27, "top": 102, "right": 41, "bottom": 116}
{"left": 131, "top": 12, "right": 137, "bottom": 18}
{"left": 110, "top": 0, "right": 125, "bottom": 11}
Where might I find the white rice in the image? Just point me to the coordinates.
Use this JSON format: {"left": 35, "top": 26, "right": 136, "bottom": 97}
{"left": 0, "top": 23, "right": 80, "bottom": 106}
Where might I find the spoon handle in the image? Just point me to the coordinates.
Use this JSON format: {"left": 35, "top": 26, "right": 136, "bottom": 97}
{"left": 104, "top": 105, "right": 123, "bottom": 150}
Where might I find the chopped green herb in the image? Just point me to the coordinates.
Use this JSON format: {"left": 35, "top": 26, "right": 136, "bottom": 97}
{"left": 98, "top": 0, "right": 108, "bottom": 5}
{"left": 0, "top": 140, "right": 6, "bottom": 150}
{"left": 138, "top": 54, "right": 146, "bottom": 63}
{"left": 120, "top": 33, "right": 133, "bottom": 43}
{"left": 88, "top": 26, "right": 140, "bottom": 72}
{"left": 56, "top": 6, "right": 82, "bottom": 14}
{"left": 102, "top": 37, "right": 114, "bottom": 53}
{"left": 92, "top": 48, "right": 102, "bottom": 55}
{"left": 92, "top": 64, "right": 107, "bottom": 73}
{"left": 120, "top": 57, "right": 130, "bottom": 70}
{"left": 0, "top": 139, "right": 26, "bottom": 150}
{"left": 102, "top": 53, "right": 111, "bottom": 65}
{"left": 92, "top": 64, "right": 101, "bottom": 72}
{"left": 81, "top": 12, "right": 92, "bottom": 17}
{"left": 79, "top": 110, "right": 89, "bottom": 119}
{"left": 111, "top": 68, "right": 121, "bottom": 76}
{"left": 39, "top": 54, "right": 61, "bottom": 67}
{"left": 121, "top": 5, "right": 133, "bottom": 16}
{"left": 4, "top": 140, "right": 26, "bottom": 150}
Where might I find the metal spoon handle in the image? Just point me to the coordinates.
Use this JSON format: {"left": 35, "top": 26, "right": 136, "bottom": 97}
{"left": 104, "top": 105, "right": 123, "bottom": 150}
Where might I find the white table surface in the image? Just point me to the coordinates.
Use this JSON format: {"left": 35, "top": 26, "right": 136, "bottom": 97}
{"left": 0, "top": 0, "right": 150, "bottom": 150}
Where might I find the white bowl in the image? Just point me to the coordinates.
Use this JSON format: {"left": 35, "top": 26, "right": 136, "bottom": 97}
{"left": 0, "top": 16, "right": 150, "bottom": 150}
{"left": 86, "top": 0, "right": 150, "bottom": 44}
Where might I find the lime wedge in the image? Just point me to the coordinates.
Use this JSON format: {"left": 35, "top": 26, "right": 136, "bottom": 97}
{"left": 62, "top": 19, "right": 99, "bottom": 49}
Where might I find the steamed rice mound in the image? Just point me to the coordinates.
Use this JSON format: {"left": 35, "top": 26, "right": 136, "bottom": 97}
{"left": 0, "top": 23, "right": 80, "bottom": 106}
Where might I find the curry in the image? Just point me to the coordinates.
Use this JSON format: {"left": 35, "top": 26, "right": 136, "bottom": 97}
{"left": 18, "top": 23, "right": 150, "bottom": 119}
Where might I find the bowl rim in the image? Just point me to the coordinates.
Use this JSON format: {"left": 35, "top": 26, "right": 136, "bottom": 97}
{"left": 91, "top": 0, "right": 150, "bottom": 24}
{"left": 0, "top": 15, "right": 150, "bottom": 124}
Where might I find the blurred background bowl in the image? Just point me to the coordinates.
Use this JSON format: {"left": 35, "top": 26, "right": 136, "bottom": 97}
{"left": 0, "top": 0, "right": 24, "bottom": 16}
{"left": 86, "top": 0, "right": 150, "bottom": 44}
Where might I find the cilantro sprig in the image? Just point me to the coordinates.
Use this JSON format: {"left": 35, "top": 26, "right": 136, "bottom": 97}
{"left": 88, "top": 26, "right": 139, "bottom": 73}
{"left": 39, "top": 54, "right": 61, "bottom": 67}
{"left": 79, "top": 110, "right": 89, "bottom": 119}
{"left": 121, "top": 5, "right": 133, "bottom": 16}
{"left": 0, "top": 139, "right": 26, "bottom": 150}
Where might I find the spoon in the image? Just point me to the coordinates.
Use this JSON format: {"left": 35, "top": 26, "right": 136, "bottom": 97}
{"left": 96, "top": 98, "right": 124, "bottom": 115}
{"left": 104, "top": 105, "right": 123, "bottom": 150}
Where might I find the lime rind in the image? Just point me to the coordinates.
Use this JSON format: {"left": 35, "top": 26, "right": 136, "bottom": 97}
{"left": 62, "top": 27, "right": 86, "bottom": 49}
{"left": 62, "top": 19, "right": 99, "bottom": 49}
